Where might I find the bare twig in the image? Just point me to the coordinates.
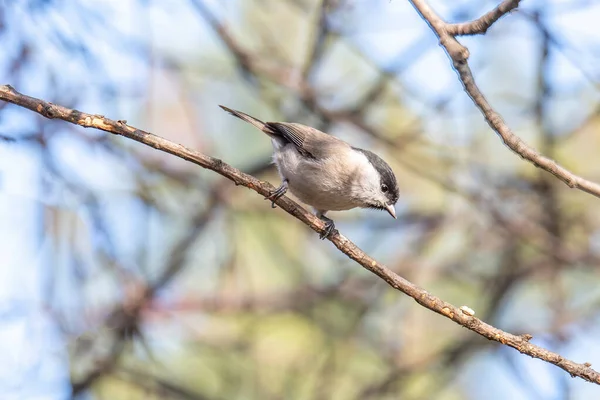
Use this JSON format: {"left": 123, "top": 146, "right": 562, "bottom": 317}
{"left": 447, "top": 0, "right": 522, "bottom": 36}
{"left": 408, "top": 0, "right": 600, "bottom": 199}
{"left": 1, "top": 84, "right": 599, "bottom": 384}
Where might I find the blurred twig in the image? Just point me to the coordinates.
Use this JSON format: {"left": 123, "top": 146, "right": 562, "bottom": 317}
{"left": 114, "top": 367, "right": 214, "bottom": 400}
{"left": 446, "top": 0, "right": 521, "bottom": 36}
{"left": 71, "top": 184, "right": 221, "bottom": 394}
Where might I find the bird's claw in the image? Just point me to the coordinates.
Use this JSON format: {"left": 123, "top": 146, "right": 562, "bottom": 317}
{"left": 319, "top": 217, "right": 337, "bottom": 240}
{"left": 265, "top": 181, "right": 288, "bottom": 208}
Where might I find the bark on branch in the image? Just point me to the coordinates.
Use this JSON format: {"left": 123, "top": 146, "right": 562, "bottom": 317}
{"left": 447, "top": 0, "right": 522, "bottom": 36}
{"left": 1, "top": 84, "right": 598, "bottom": 384}
{"left": 409, "top": 0, "right": 600, "bottom": 199}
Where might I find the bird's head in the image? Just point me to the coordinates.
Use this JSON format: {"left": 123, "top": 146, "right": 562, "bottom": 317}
{"left": 350, "top": 148, "right": 399, "bottom": 219}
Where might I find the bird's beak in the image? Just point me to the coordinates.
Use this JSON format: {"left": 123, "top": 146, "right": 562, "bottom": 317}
{"left": 385, "top": 204, "right": 397, "bottom": 219}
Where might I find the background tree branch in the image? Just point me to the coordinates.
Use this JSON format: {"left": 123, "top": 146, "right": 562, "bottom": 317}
{"left": 409, "top": 0, "right": 600, "bottom": 198}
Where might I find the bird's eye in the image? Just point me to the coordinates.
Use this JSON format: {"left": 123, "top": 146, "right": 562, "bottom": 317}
{"left": 381, "top": 184, "right": 388, "bottom": 193}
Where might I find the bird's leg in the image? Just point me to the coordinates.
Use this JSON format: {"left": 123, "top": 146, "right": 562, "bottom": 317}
{"left": 316, "top": 212, "right": 336, "bottom": 240}
{"left": 265, "top": 179, "right": 288, "bottom": 208}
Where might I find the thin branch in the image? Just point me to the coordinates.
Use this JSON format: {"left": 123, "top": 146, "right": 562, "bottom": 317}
{"left": 447, "top": 0, "right": 522, "bottom": 36}
{"left": 408, "top": 0, "right": 600, "bottom": 200}
{"left": 1, "top": 84, "right": 599, "bottom": 385}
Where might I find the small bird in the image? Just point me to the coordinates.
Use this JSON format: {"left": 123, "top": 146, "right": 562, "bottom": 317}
{"left": 220, "top": 105, "right": 399, "bottom": 239}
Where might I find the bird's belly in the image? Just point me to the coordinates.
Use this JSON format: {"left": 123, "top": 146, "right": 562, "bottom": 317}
{"left": 275, "top": 150, "right": 359, "bottom": 212}
{"left": 290, "top": 179, "right": 357, "bottom": 211}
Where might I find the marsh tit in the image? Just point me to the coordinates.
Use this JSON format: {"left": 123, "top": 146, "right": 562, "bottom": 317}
{"left": 220, "top": 105, "right": 399, "bottom": 239}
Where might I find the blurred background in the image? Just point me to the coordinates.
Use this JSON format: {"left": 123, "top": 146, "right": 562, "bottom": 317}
{"left": 1, "top": 0, "right": 600, "bottom": 399}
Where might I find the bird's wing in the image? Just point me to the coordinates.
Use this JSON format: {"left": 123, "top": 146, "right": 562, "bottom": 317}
{"left": 265, "top": 122, "right": 346, "bottom": 159}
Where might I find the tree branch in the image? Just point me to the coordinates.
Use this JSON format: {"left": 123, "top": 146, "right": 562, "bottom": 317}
{"left": 447, "top": 0, "right": 522, "bottom": 36}
{"left": 1, "top": 84, "right": 599, "bottom": 384}
{"left": 408, "top": 0, "right": 600, "bottom": 199}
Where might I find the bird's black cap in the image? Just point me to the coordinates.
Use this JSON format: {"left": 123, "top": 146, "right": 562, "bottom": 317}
{"left": 353, "top": 147, "right": 399, "bottom": 205}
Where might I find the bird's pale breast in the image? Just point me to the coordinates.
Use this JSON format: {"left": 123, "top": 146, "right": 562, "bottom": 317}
{"left": 274, "top": 144, "right": 363, "bottom": 212}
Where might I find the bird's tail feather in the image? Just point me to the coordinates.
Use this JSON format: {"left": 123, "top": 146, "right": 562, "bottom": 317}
{"left": 219, "top": 105, "right": 270, "bottom": 133}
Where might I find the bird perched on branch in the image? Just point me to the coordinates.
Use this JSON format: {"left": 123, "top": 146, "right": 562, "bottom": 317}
{"left": 220, "top": 105, "right": 399, "bottom": 239}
